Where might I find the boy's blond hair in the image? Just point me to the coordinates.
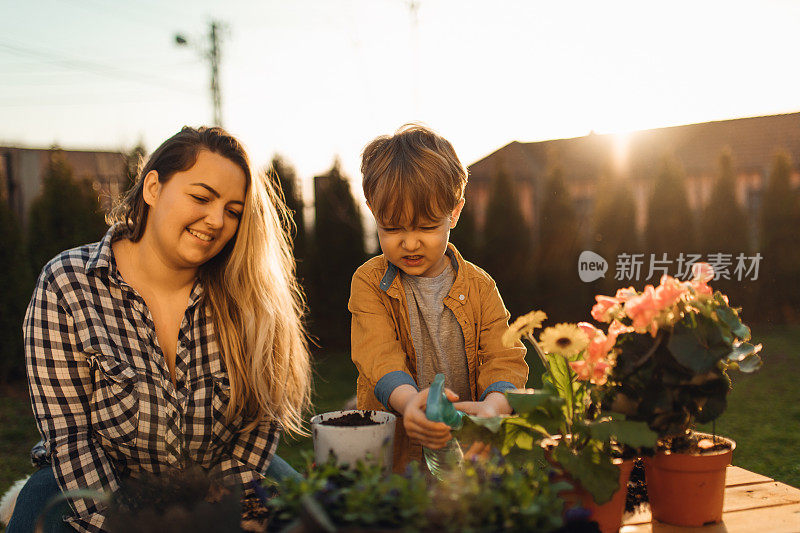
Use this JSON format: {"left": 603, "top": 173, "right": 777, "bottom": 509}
{"left": 361, "top": 123, "right": 467, "bottom": 227}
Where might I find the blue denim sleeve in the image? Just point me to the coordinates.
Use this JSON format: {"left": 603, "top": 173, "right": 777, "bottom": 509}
{"left": 479, "top": 381, "right": 518, "bottom": 401}
{"left": 374, "top": 371, "right": 418, "bottom": 410}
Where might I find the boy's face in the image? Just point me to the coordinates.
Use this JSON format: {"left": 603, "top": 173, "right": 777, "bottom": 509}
{"left": 373, "top": 200, "right": 465, "bottom": 278}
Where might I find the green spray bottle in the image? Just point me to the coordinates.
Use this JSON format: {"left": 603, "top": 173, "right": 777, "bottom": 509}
{"left": 424, "top": 373, "right": 464, "bottom": 479}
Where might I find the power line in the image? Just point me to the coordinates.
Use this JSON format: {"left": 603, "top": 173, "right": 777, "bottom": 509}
{"left": 0, "top": 40, "right": 201, "bottom": 95}
{"left": 0, "top": 94, "right": 202, "bottom": 108}
{"left": 70, "top": 0, "right": 186, "bottom": 33}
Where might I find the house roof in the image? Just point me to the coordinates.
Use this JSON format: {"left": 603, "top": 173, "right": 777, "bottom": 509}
{"left": 468, "top": 112, "right": 800, "bottom": 184}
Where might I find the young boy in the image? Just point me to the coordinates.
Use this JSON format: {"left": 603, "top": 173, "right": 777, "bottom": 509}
{"left": 349, "top": 124, "right": 528, "bottom": 471}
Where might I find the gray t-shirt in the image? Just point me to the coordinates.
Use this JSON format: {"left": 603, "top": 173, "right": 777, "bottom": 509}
{"left": 401, "top": 258, "right": 471, "bottom": 402}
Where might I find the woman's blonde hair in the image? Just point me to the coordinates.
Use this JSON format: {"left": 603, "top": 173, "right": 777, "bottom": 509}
{"left": 111, "top": 126, "right": 311, "bottom": 435}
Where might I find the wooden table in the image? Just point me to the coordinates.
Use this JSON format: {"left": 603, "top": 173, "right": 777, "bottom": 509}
{"left": 621, "top": 466, "right": 800, "bottom": 532}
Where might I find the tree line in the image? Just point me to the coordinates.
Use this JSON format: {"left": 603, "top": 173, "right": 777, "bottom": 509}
{"left": 2, "top": 147, "right": 798, "bottom": 382}
{"left": 451, "top": 149, "right": 800, "bottom": 328}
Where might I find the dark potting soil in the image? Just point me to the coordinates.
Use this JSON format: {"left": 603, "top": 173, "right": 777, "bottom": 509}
{"left": 660, "top": 432, "right": 732, "bottom": 455}
{"left": 319, "top": 412, "right": 381, "bottom": 427}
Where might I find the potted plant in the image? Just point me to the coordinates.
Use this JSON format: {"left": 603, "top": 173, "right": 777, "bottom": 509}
{"left": 591, "top": 263, "right": 763, "bottom": 526}
{"left": 311, "top": 410, "right": 397, "bottom": 471}
{"left": 459, "top": 312, "right": 656, "bottom": 533}
{"left": 264, "top": 452, "right": 586, "bottom": 532}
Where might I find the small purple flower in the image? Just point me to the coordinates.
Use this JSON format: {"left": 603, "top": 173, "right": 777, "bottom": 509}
{"left": 564, "top": 506, "right": 592, "bottom": 523}
{"left": 251, "top": 480, "right": 270, "bottom": 506}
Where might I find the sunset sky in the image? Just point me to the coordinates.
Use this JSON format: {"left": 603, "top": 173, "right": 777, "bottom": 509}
{"left": 3, "top": 0, "right": 800, "bottom": 208}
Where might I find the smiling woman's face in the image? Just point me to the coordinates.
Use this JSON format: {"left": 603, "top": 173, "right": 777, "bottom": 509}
{"left": 143, "top": 149, "right": 247, "bottom": 272}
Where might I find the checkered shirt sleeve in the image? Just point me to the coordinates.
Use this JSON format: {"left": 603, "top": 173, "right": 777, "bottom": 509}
{"left": 212, "top": 418, "right": 282, "bottom": 490}
{"left": 25, "top": 275, "right": 116, "bottom": 533}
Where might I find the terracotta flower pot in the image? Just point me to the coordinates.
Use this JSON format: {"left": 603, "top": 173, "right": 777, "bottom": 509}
{"left": 553, "top": 457, "right": 635, "bottom": 533}
{"left": 579, "top": 459, "right": 635, "bottom": 533}
{"left": 644, "top": 434, "right": 735, "bottom": 527}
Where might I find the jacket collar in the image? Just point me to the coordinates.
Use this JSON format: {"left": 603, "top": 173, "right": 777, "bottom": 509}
{"left": 380, "top": 243, "right": 466, "bottom": 300}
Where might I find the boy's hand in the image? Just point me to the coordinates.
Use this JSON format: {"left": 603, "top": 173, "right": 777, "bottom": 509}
{"left": 390, "top": 385, "right": 460, "bottom": 449}
{"left": 454, "top": 392, "right": 513, "bottom": 418}
{"left": 463, "top": 441, "right": 493, "bottom": 461}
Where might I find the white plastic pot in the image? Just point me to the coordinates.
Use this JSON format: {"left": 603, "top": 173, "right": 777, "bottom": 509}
{"left": 310, "top": 410, "right": 396, "bottom": 470}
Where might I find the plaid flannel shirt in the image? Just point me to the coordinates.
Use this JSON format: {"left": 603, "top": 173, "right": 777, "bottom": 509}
{"left": 24, "top": 226, "right": 280, "bottom": 533}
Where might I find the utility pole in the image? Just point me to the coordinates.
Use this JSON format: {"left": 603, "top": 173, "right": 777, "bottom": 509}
{"left": 406, "top": 1, "right": 420, "bottom": 116}
{"left": 176, "top": 20, "right": 226, "bottom": 127}
{"left": 209, "top": 21, "right": 222, "bottom": 127}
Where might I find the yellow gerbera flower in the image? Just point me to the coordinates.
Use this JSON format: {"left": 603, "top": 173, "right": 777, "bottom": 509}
{"left": 539, "top": 323, "right": 589, "bottom": 357}
{"left": 502, "top": 310, "right": 548, "bottom": 347}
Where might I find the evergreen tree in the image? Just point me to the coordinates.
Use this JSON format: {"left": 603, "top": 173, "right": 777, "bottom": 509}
{"left": 700, "top": 149, "right": 750, "bottom": 308}
{"left": 759, "top": 151, "right": 800, "bottom": 322}
{"left": 269, "top": 155, "right": 306, "bottom": 268}
{"left": 27, "top": 154, "right": 108, "bottom": 275}
{"left": 0, "top": 201, "right": 30, "bottom": 382}
{"left": 481, "top": 168, "right": 533, "bottom": 319}
{"left": 591, "top": 172, "right": 638, "bottom": 295}
{"left": 449, "top": 199, "right": 479, "bottom": 261}
{"left": 645, "top": 157, "right": 695, "bottom": 259}
{"left": 701, "top": 149, "right": 748, "bottom": 253}
{"left": 308, "top": 159, "right": 365, "bottom": 349}
{"left": 534, "top": 165, "right": 586, "bottom": 322}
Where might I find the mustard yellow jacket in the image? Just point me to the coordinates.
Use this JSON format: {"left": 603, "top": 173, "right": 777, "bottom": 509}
{"left": 348, "top": 243, "right": 528, "bottom": 471}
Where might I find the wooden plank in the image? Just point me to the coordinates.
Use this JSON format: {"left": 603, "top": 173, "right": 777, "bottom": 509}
{"left": 620, "top": 502, "right": 800, "bottom": 532}
{"left": 726, "top": 465, "right": 773, "bottom": 486}
{"left": 722, "top": 481, "right": 800, "bottom": 513}
{"left": 622, "top": 480, "right": 800, "bottom": 526}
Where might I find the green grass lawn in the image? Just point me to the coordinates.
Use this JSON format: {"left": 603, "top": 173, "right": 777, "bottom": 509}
{"left": 1, "top": 325, "right": 798, "bottom": 525}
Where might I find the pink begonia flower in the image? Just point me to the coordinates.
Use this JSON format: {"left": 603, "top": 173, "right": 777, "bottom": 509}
{"left": 607, "top": 319, "right": 633, "bottom": 346}
{"left": 614, "top": 286, "right": 638, "bottom": 302}
{"left": 570, "top": 359, "right": 610, "bottom": 385}
{"left": 577, "top": 322, "right": 613, "bottom": 363}
{"left": 654, "top": 274, "right": 687, "bottom": 310}
{"left": 591, "top": 295, "right": 620, "bottom": 323}
{"left": 692, "top": 262, "right": 714, "bottom": 282}
{"left": 690, "top": 262, "right": 714, "bottom": 296}
{"left": 624, "top": 284, "right": 660, "bottom": 334}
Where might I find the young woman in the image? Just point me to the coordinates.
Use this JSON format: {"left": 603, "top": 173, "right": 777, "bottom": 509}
{"left": 7, "top": 126, "right": 311, "bottom": 533}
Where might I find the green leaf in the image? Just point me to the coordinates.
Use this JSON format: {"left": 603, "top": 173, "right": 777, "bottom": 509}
{"left": 668, "top": 314, "right": 730, "bottom": 373}
{"left": 589, "top": 417, "right": 658, "bottom": 449}
{"left": 551, "top": 444, "right": 620, "bottom": 504}
{"left": 738, "top": 353, "right": 763, "bottom": 373}
{"left": 714, "top": 302, "right": 751, "bottom": 341}
{"left": 463, "top": 414, "right": 505, "bottom": 433}
{"left": 501, "top": 417, "right": 551, "bottom": 453}
{"left": 506, "top": 389, "right": 565, "bottom": 416}
{"left": 457, "top": 415, "right": 506, "bottom": 449}
{"left": 547, "top": 356, "right": 574, "bottom": 411}
{"left": 726, "top": 342, "right": 761, "bottom": 362}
